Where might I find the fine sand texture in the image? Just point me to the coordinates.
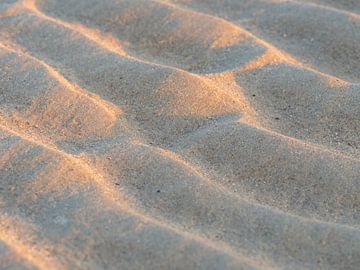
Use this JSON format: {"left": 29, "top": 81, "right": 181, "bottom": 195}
{"left": 0, "top": 0, "right": 359, "bottom": 269}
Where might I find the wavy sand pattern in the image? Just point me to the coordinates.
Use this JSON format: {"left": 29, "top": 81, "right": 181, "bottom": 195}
{"left": 0, "top": 0, "right": 359, "bottom": 269}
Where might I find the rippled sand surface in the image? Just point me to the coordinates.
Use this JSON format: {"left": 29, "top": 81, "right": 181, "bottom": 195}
{"left": 0, "top": 0, "right": 359, "bottom": 269}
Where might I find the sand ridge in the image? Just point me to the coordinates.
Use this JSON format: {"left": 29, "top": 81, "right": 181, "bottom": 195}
{"left": 0, "top": 0, "right": 359, "bottom": 269}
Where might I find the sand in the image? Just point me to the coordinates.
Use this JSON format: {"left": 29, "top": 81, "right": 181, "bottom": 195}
{"left": 0, "top": 0, "right": 359, "bottom": 269}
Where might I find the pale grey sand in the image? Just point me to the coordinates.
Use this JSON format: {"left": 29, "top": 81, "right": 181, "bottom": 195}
{"left": 0, "top": 0, "right": 359, "bottom": 269}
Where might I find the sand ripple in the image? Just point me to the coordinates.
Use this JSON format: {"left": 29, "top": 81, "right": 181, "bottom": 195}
{"left": 0, "top": 0, "right": 359, "bottom": 269}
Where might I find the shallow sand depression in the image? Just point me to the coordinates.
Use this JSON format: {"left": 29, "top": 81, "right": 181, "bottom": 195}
{"left": 0, "top": 0, "right": 359, "bottom": 269}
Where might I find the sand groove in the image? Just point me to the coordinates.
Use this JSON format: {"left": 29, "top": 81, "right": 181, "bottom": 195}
{"left": 29, "top": 0, "right": 360, "bottom": 146}
{"left": 0, "top": 28, "right": 356, "bottom": 228}
{"left": 0, "top": 121, "right": 269, "bottom": 269}
{"left": 0, "top": 42, "right": 121, "bottom": 120}
{"left": 0, "top": 0, "right": 359, "bottom": 269}
{"left": 0, "top": 219, "right": 59, "bottom": 270}
{"left": 295, "top": 0, "right": 360, "bottom": 18}
{"left": 1, "top": 116, "right": 358, "bottom": 269}
{"left": 168, "top": 0, "right": 360, "bottom": 82}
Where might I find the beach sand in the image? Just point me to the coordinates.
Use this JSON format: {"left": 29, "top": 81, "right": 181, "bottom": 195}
{"left": 0, "top": 0, "right": 359, "bottom": 269}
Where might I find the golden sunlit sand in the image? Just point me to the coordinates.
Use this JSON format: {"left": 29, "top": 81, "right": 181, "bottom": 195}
{"left": 0, "top": 0, "right": 359, "bottom": 269}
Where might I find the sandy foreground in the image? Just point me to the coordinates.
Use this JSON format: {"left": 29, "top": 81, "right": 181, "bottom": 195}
{"left": 0, "top": 0, "right": 359, "bottom": 269}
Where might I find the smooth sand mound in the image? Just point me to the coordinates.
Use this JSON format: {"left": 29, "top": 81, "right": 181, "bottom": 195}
{"left": 0, "top": 0, "right": 359, "bottom": 269}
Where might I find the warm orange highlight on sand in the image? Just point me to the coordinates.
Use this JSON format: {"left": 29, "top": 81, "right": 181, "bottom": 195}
{"left": 0, "top": 0, "right": 359, "bottom": 269}
{"left": 0, "top": 217, "right": 61, "bottom": 270}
